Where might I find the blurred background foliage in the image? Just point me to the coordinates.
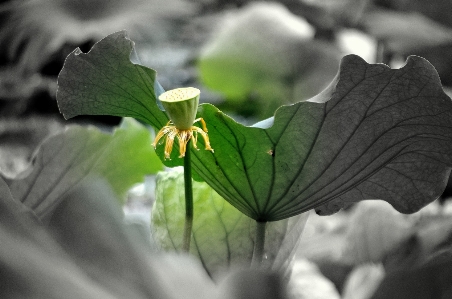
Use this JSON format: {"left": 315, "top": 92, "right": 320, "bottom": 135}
{"left": 1, "top": 0, "right": 452, "bottom": 298}
{"left": 1, "top": 0, "right": 452, "bottom": 121}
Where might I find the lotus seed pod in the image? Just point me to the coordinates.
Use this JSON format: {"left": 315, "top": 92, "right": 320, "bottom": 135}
{"left": 159, "top": 87, "right": 200, "bottom": 130}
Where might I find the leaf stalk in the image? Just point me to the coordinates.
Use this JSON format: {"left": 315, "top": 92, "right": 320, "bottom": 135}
{"left": 251, "top": 220, "right": 267, "bottom": 267}
{"left": 182, "top": 139, "right": 194, "bottom": 252}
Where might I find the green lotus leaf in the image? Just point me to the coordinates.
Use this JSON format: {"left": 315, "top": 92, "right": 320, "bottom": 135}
{"left": 192, "top": 55, "right": 452, "bottom": 220}
{"left": 56, "top": 31, "right": 452, "bottom": 222}
{"left": 7, "top": 117, "right": 162, "bottom": 219}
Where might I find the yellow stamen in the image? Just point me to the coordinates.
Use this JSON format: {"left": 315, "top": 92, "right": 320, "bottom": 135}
{"left": 152, "top": 118, "right": 214, "bottom": 160}
{"left": 192, "top": 126, "right": 213, "bottom": 152}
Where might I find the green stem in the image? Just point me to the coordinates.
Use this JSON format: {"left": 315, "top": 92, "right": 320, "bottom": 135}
{"left": 182, "top": 139, "right": 193, "bottom": 252}
{"left": 251, "top": 220, "right": 267, "bottom": 267}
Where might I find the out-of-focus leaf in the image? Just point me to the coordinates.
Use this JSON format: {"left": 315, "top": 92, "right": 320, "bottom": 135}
{"left": 0, "top": 66, "right": 54, "bottom": 102}
{"left": 300, "top": 0, "right": 371, "bottom": 26}
{"left": 151, "top": 169, "right": 309, "bottom": 276}
{"left": 383, "top": 211, "right": 452, "bottom": 271}
{"left": 47, "top": 178, "right": 219, "bottom": 299}
{"left": 416, "top": 217, "right": 452, "bottom": 255}
{"left": 376, "top": 0, "right": 452, "bottom": 28}
{"left": 0, "top": 116, "right": 61, "bottom": 178}
{"left": 0, "top": 175, "right": 37, "bottom": 221}
{"left": 1, "top": 175, "right": 291, "bottom": 299}
{"left": 0, "top": 181, "right": 118, "bottom": 299}
{"left": 56, "top": 31, "right": 452, "bottom": 222}
{"left": 342, "top": 263, "right": 385, "bottom": 299}
{"left": 363, "top": 10, "right": 452, "bottom": 53}
{"left": 7, "top": 117, "right": 162, "bottom": 219}
{"left": 198, "top": 2, "right": 340, "bottom": 117}
{"left": 294, "top": 210, "right": 354, "bottom": 292}
{"left": 217, "top": 269, "right": 289, "bottom": 299}
{"left": 342, "top": 201, "right": 413, "bottom": 264}
{"left": 287, "top": 259, "right": 341, "bottom": 299}
{"left": 0, "top": 176, "right": 221, "bottom": 299}
{"left": 370, "top": 250, "right": 452, "bottom": 299}
{"left": 0, "top": 0, "right": 196, "bottom": 72}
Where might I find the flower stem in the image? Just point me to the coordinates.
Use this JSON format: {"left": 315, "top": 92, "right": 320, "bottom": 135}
{"left": 182, "top": 139, "right": 194, "bottom": 252}
{"left": 251, "top": 220, "right": 267, "bottom": 267}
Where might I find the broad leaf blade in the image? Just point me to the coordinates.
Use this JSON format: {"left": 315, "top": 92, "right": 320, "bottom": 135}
{"left": 56, "top": 31, "right": 184, "bottom": 168}
{"left": 8, "top": 118, "right": 162, "bottom": 219}
{"left": 56, "top": 31, "right": 452, "bottom": 221}
{"left": 56, "top": 30, "right": 168, "bottom": 129}
{"left": 191, "top": 55, "right": 452, "bottom": 220}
